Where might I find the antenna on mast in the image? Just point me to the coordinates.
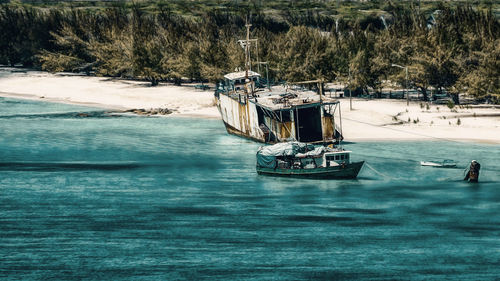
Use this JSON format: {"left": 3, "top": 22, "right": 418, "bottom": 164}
{"left": 244, "top": 21, "right": 251, "bottom": 80}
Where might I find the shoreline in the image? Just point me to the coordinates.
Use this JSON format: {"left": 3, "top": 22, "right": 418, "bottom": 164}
{"left": 0, "top": 68, "right": 220, "bottom": 118}
{"left": 2, "top": 92, "right": 498, "bottom": 145}
{"left": 0, "top": 91, "right": 128, "bottom": 111}
{"left": 1, "top": 68, "right": 499, "bottom": 144}
{"left": 0, "top": 91, "right": 222, "bottom": 119}
{"left": 342, "top": 137, "right": 500, "bottom": 145}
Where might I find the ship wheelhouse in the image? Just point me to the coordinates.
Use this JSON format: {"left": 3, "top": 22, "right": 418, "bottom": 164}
{"left": 323, "top": 151, "right": 351, "bottom": 167}
{"left": 223, "top": 71, "right": 261, "bottom": 92}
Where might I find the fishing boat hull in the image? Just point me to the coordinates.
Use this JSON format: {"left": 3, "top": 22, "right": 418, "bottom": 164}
{"left": 257, "top": 161, "right": 364, "bottom": 179}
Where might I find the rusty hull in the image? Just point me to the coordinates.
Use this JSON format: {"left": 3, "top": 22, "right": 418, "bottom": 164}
{"left": 215, "top": 90, "right": 340, "bottom": 144}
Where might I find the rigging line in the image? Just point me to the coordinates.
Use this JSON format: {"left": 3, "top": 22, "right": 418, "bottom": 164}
{"left": 341, "top": 116, "right": 466, "bottom": 144}
{"left": 359, "top": 152, "right": 423, "bottom": 163}
{"left": 364, "top": 162, "right": 393, "bottom": 179}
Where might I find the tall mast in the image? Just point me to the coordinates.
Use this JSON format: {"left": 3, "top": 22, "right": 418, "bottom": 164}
{"left": 245, "top": 23, "right": 251, "bottom": 80}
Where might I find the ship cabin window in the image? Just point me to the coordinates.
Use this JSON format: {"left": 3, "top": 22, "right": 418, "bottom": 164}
{"left": 327, "top": 154, "right": 349, "bottom": 163}
{"left": 280, "top": 110, "right": 291, "bottom": 122}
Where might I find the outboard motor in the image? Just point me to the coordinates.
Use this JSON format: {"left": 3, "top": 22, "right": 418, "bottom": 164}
{"left": 464, "top": 160, "right": 481, "bottom": 182}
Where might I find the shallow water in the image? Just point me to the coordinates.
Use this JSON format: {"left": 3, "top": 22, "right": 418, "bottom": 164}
{"left": 1, "top": 97, "right": 499, "bottom": 280}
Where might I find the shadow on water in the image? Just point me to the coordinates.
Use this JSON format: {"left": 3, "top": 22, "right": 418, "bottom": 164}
{"left": 0, "top": 161, "right": 142, "bottom": 171}
{"left": 0, "top": 158, "right": 222, "bottom": 172}
{"left": 0, "top": 98, "right": 25, "bottom": 104}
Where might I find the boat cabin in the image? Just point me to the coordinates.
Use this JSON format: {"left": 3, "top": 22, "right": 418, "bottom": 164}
{"left": 323, "top": 151, "right": 351, "bottom": 167}
{"left": 273, "top": 149, "right": 352, "bottom": 169}
{"left": 223, "top": 71, "right": 261, "bottom": 91}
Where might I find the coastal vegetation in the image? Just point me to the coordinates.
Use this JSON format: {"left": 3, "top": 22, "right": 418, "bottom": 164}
{"left": 0, "top": 0, "right": 498, "bottom": 103}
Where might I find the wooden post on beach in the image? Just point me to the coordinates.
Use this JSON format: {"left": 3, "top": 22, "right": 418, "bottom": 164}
{"left": 318, "top": 80, "right": 323, "bottom": 103}
{"left": 392, "top": 63, "right": 409, "bottom": 106}
{"left": 405, "top": 66, "right": 409, "bottom": 106}
{"left": 348, "top": 68, "right": 352, "bottom": 111}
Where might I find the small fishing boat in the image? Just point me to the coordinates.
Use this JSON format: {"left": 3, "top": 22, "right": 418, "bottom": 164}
{"left": 420, "top": 159, "right": 457, "bottom": 168}
{"left": 256, "top": 142, "right": 364, "bottom": 179}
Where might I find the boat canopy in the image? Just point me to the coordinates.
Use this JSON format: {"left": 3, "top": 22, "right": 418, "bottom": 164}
{"left": 256, "top": 142, "right": 315, "bottom": 168}
{"left": 295, "top": 146, "right": 327, "bottom": 158}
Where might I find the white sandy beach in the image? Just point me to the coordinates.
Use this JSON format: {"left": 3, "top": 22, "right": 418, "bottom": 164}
{"left": 0, "top": 68, "right": 218, "bottom": 118}
{"left": 1, "top": 68, "right": 499, "bottom": 144}
{"left": 340, "top": 99, "right": 499, "bottom": 143}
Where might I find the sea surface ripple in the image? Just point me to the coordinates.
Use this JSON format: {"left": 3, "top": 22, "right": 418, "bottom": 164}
{"left": 1, "top": 97, "right": 499, "bottom": 280}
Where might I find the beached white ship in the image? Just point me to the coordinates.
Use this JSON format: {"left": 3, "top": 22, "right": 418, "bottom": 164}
{"left": 214, "top": 24, "right": 343, "bottom": 144}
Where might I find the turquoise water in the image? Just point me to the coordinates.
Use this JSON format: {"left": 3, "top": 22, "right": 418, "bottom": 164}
{"left": 1, "top": 97, "right": 499, "bottom": 280}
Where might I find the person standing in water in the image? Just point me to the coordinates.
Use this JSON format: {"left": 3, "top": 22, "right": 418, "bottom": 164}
{"left": 464, "top": 160, "right": 481, "bottom": 182}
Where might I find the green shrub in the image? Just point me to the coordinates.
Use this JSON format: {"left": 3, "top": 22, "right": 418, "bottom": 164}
{"left": 447, "top": 100, "right": 455, "bottom": 109}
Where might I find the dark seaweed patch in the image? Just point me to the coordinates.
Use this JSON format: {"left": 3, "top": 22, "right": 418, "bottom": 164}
{"left": 0, "top": 161, "right": 141, "bottom": 171}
